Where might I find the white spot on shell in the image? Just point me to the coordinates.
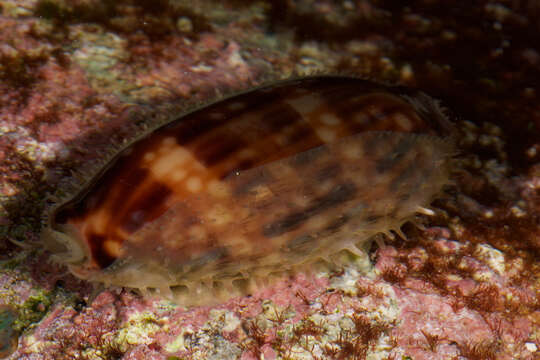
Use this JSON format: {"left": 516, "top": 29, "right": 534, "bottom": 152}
{"left": 88, "top": 208, "right": 110, "bottom": 234}
{"left": 186, "top": 177, "right": 203, "bottom": 192}
{"left": 143, "top": 152, "right": 156, "bottom": 162}
{"left": 151, "top": 147, "right": 192, "bottom": 177}
{"left": 285, "top": 94, "right": 322, "bottom": 114}
{"left": 171, "top": 169, "right": 187, "bottom": 182}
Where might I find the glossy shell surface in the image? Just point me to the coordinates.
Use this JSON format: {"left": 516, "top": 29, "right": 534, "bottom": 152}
{"left": 44, "top": 76, "right": 454, "bottom": 303}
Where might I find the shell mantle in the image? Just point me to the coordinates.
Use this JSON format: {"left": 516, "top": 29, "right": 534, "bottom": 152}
{"left": 42, "top": 75, "right": 455, "bottom": 305}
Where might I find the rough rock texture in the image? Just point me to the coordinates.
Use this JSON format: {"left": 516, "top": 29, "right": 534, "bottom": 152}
{"left": 0, "top": 1, "right": 538, "bottom": 359}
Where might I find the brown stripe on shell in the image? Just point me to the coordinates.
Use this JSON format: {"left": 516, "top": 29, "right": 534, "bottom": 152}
{"left": 87, "top": 233, "right": 116, "bottom": 268}
{"left": 192, "top": 134, "right": 247, "bottom": 167}
{"left": 260, "top": 102, "right": 303, "bottom": 132}
{"left": 262, "top": 182, "right": 357, "bottom": 238}
{"left": 171, "top": 87, "right": 290, "bottom": 144}
{"left": 375, "top": 135, "right": 418, "bottom": 174}
{"left": 117, "top": 182, "right": 172, "bottom": 233}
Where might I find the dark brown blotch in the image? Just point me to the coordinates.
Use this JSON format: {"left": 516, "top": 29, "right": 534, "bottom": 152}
{"left": 193, "top": 134, "right": 246, "bottom": 166}
{"left": 261, "top": 103, "right": 303, "bottom": 132}
{"left": 170, "top": 88, "right": 286, "bottom": 145}
{"left": 365, "top": 214, "right": 382, "bottom": 223}
{"left": 87, "top": 233, "right": 117, "bottom": 268}
{"left": 172, "top": 116, "right": 226, "bottom": 144}
{"left": 323, "top": 214, "right": 350, "bottom": 234}
{"left": 284, "top": 124, "right": 318, "bottom": 146}
{"left": 54, "top": 165, "right": 151, "bottom": 225}
{"left": 118, "top": 182, "right": 172, "bottom": 234}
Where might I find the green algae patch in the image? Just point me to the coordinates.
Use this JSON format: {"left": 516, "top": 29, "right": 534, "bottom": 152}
{"left": 14, "top": 291, "right": 52, "bottom": 332}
